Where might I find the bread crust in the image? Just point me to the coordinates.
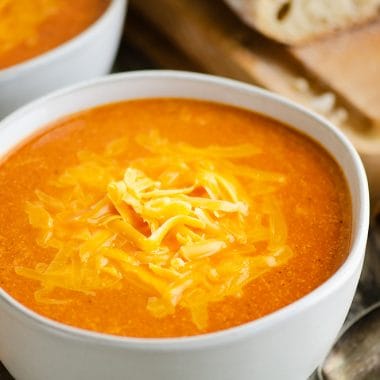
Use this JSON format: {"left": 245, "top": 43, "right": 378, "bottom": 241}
{"left": 224, "top": 0, "right": 380, "bottom": 45}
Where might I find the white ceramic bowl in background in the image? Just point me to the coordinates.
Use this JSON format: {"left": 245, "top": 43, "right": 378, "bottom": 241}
{"left": 0, "top": 0, "right": 127, "bottom": 119}
{"left": 0, "top": 71, "right": 369, "bottom": 380}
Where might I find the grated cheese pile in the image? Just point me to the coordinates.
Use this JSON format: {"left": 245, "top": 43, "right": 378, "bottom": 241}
{"left": 0, "top": 0, "right": 61, "bottom": 55}
{"left": 16, "top": 131, "right": 293, "bottom": 329}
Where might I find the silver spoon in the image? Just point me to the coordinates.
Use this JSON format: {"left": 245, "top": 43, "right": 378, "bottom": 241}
{"left": 317, "top": 301, "right": 380, "bottom": 380}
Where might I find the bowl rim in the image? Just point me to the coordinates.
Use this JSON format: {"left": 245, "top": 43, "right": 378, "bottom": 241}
{"left": 0, "top": 70, "right": 370, "bottom": 350}
{"left": 0, "top": 0, "right": 124, "bottom": 79}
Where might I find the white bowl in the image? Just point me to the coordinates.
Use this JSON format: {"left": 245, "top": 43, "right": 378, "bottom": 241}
{"left": 0, "top": 71, "right": 369, "bottom": 380}
{"left": 0, "top": 0, "right": 127, "bottom": 119}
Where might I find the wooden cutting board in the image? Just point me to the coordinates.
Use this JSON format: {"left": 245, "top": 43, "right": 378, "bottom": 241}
{"left": 130, "top": 0, "right": 380, "bottom": 126}
{"left": 127, "top": 0, "right": 380, "bottom": 200}
{"left": 128, "top": 0, "right": 328, "bottom": 115}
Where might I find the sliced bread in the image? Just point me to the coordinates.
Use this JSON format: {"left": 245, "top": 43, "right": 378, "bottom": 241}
{"left": 224, "top": 0, "right": 380, "bottom": 44}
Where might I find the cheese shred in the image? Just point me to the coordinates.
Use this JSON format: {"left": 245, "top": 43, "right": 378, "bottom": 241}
{"left": 16, "top": 131, "right": 293, "bottom": 329}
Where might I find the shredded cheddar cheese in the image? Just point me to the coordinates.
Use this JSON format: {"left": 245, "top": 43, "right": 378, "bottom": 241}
{"left": 16, "top": 131, "right": 293, "bottom": 329}
{"left": 0, "top": 0, "right": 61, "bottom": 55}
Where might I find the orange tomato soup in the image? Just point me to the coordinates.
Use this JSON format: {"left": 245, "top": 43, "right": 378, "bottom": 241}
{"left": 0, "top": 0, "right": 110, "bottom": 70}
{"left": 0, "top": 99, "right": 351, "bottom": 338}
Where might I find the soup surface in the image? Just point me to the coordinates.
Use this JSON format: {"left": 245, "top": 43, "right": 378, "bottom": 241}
{"left": 0, "top": 99, "right": 351, "bottom": 337}
{"left": 0, "top": 0, "right": 110, "bottom": 70}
